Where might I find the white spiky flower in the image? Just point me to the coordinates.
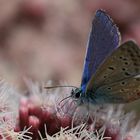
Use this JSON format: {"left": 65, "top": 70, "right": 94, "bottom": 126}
{"left": 0, "top": 80, "right": 140, "bottom": 140}
{"left": 0, "top": 110, "right": 32, "bottom": 140}
{"left": 38, "top": 124, "right": 110, "bottom": 140}
{"left": 0, "top": 80, "right": 19, "bottom": 114}
{"left": 1, "top": 126, "right": 32, "bottom": 140}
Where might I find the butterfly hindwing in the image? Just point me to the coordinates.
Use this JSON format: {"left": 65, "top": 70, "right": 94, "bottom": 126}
{"left": 94, "top": 75, "right": 140, "bottom": 103}
{"left": 86, "top": 41, "right": 140, "bottom": 95}
{"left": 81, "top": 10, "right": 120, "bottom": 91}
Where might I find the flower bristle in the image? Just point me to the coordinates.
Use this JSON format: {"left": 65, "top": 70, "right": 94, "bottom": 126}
{"left": 0, "top": 81, "right": 140, "bottom": 140}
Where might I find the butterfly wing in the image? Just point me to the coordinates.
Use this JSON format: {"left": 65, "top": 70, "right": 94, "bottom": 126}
{"left": 87, "top": 40, "right": 140, "bottom": 91}
{"left": 93, "top": 75, "right": 140, "bottom": 103}
{"left": 81, "top": 10, "right": 120, "bottom": 92}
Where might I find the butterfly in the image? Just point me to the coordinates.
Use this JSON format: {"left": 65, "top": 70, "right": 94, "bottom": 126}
{"left": 45, "top": 9, "right": 140, "bottom": 106}
{"left": 70, "top": 9, "right": 140, "bottom": 105}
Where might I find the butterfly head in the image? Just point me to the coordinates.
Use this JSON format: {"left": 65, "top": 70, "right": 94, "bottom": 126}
{"left": 71, "top": 88, "right": 82, "bottom": 99}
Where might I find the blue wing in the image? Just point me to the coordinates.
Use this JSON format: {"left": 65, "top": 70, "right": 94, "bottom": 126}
{"left": 81, "top": 10, "right": 121, "bottom": 92}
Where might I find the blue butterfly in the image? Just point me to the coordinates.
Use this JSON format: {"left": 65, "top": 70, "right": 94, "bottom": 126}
{"left": 70, "top": 9, "right": 140, "bottom": 105}
{"left": 46, "top": 10, "right": 140, "bottom": 106}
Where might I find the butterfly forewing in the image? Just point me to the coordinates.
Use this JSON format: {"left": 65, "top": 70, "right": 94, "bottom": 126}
{"left": 94, "top": 75, "right": 140, "bottom": 103}
{"left": 81, "top": 10, "right": 120, "bottom": 91}
{"left": 86, "top": 41, "right": 140, "bottom": 92}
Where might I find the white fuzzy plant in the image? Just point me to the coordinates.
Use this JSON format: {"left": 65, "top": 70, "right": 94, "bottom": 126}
{"left": 0, "top": 80, "right": 140, "bottom": 140}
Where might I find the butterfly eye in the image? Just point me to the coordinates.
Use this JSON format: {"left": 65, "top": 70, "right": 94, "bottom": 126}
{"left": 75, "top": 92, "right": 81, "bottom": 98}
{"left": 72, "top": 88, "right": 82, "bottom": 99}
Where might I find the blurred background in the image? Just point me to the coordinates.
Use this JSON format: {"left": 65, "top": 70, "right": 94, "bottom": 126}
{"left": 0, "top": 0, "right": 140, "bottom": 114}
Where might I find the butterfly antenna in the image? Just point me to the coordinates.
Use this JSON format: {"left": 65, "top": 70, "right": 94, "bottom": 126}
{"left": 45, "top": 85, "right": 78, "bottom": 89}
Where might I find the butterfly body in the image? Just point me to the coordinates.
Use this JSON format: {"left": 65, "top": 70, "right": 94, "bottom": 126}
{"left": 71, "top": 87, "right": 119, "bottom": 105}
{"left": 71, "top": 10, "right": 140, "bottom": 104}
{"left": 71, "top": 88, "right": 101, "bottom": 105}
